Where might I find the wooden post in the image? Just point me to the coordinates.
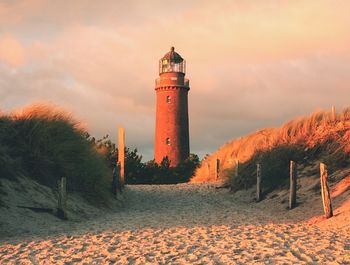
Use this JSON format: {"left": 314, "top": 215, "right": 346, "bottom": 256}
{"left": 230, "top": 159, "right": 239, "bottom": 191}
{"left": 118, "top": 127, "right": 125, "bottom": 188}
{"left": 256, "top": 163, "right": 262, "bottom": 202}
{"left": 216, "top": 159, "right": 220, "bottom": 180}
{"left": 57, "top": 177, "right": 67, "bottom": 219}
{"left": 320, "top": 163, "right": 333, "bottom": 218}
{"left": 235, "top": 159, "right": 239, "bottom": 178}
{"left": 289, "top": 161, "right": 297, "bottom": 209}
{"left": 331, "top": 106, "right": 336, "bottom": 121}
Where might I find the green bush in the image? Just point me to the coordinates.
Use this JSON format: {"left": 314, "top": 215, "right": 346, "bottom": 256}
{"left": 124, "top": 154, "right": 200, "bottom": 185}
{"left": 0, "top": 117, "right": 22, "bottom": 178}
{"left": 0, "top": 107, "right": 111, "bottom": 201}
{"left": 93, "top": 134, "right": 201, "bottom": 185}
{"left": 227, "top": 145, "right": 305, "bottom": 192}
{"left": 147, "top": 154, "right": 200, "bottom": 184}
{"left": 225, "top": 139, "right": 350, "bottom": 195}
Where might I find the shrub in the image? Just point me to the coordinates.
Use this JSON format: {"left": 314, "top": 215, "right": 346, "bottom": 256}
{"left": 124, "top": 154, "right": 200, "bottom": 185}
{"left": 0, "top": 117, "right": 22, "bottom": 178}
{"left": 192, "top": 108, "right": 350, "bottom": 183}
{"left": 227, "top": 144, "right": 305, "bottom": 192}
{"left": 94, "top": 133, "right": 201, "bottom": 184}
{"left": 0, "top": 104, "right": 111, "bottom": 201}
{"left": 149, "top": 154, "right": 201, "bottom": 184}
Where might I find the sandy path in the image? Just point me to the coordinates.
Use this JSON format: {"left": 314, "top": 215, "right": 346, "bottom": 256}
{"left": 1, "top": 184, "right": 349, "bottom": 264}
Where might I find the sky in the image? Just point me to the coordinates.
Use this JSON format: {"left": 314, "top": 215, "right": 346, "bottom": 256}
{"left": 1, "top": 0, "right": 350, "bottom": 161}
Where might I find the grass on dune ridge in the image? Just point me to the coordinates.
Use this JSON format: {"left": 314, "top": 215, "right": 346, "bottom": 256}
{"left": 191, "top": 107, "right": 350, "bottom": 191}
{"left": 0, "top": 104, "right": 111, "bottom": 202}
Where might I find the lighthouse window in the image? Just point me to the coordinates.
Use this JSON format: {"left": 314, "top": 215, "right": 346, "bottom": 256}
{"left": 166, "top": 96, "right": 171, "bottom": 103}
{"left": 166, "top": 138, "right": 171, "bottom": 145}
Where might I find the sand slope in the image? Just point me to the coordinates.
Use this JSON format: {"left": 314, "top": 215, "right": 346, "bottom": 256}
{"left": 1, "top": 184, "right": 350, "bottom": 264}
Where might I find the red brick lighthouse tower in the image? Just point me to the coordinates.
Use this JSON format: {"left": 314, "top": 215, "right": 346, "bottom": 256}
{"left": 154, "top": 47, "right": 190, "bottom": 167}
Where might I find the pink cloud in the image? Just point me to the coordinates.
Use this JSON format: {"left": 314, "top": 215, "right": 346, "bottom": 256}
{"left": 1, "top": 0, "right": 350, "bottom": 160}
{"left": 0, "top": 35, "right": 26, "bottom": 67}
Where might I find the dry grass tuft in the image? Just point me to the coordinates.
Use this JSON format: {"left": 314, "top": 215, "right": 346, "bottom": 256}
{"left": 191, "top": 108, "right": 350, "bottom": 186}
{"left": 0, "top": 103, "right": 110, "bottom": 203}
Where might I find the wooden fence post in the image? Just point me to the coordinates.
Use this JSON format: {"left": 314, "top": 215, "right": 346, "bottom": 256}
{"left": 118, "top": 127, "right": 125, "bottom": 188}
{"left": 289, "top": 161, "right": 297, "bottom": 209}
{"left": 235, "top": 159, "right": 239, "bottom": 178}
{"left": 57, "top": 177, "right": 67, "bottom": 219}
{"left": 256, "top": 163, "right": 262, "bottom": 202}
{"left": 320, "top": 163, "right": 333, "bottom": 218}
{"left": 230, "top": 159, "right": 239, "bottom": 191}
{"left": 216, "top": 159, "right": 220, "bottom": 180}
{"left": 331, "top": 106, "right": 336, "bottom": 121}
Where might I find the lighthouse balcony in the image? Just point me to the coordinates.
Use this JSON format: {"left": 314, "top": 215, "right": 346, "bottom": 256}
{"left": 155, "top": 78, "right": 189, "bottom": 89}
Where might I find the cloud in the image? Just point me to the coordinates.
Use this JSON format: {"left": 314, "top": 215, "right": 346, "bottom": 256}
{"left": 0, "top": 35, "right": 26, "bottom": 67}
{"left": 1, "top": 0, "right": 350, "bottom": 160}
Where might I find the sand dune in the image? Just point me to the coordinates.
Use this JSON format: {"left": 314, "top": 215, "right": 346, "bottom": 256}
{"left": 1, "top": 184, "right": 349, "bottom": 264}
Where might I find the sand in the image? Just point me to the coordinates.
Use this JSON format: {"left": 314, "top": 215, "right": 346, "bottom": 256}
{"left": 1, "top": 183, "right": 350, "bottom": 264}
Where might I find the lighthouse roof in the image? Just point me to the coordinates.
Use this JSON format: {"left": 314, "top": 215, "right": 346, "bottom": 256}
{"left": 162, "top": 47, "right": 183, "bottom": 63}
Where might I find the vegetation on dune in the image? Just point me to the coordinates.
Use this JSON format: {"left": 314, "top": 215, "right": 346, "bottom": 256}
{"left": 191, "top": 108, "right": 350, "bottom": 192}
{"left": 0, "top": 102, "right": 201, "bottom": 207}
{"left": 93, "top": 134, "right": 200, "bottom": 184}
{"left": 133, "top": 154, "right": 200, "bottom": 184}
{"left": 227, "top": 145, "right": 305, "bottom": 192}
{"left": 0, "top": 104, "right": 111, "bottom": 201}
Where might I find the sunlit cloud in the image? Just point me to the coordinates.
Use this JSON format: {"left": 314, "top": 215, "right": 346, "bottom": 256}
{"left": 1, "top": 0, "right": 350, "bottom": 160}
{"left": 0, "top": 35, "right": 26, "bottom": 67}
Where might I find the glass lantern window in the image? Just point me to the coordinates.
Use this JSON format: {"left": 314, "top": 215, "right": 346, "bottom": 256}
{"left": 159, "top": 60, "right": 186, "bottom": 74}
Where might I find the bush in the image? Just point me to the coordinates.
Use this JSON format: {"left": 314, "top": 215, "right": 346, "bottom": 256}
{"left": 0, "top": 117, "right": 22, "bottom": 178}
{"left": 192, "top": 108, "right": 350, "bottom": 183}
{"left": 147, "top": 154, "right": 201, "bottom": 184}
{"left": 225, "top": 140, "right": 350, "bottom": 194}
{"left": 227, "top": 145, "right": 305, "bottom": 192}
{"left": 0, "top": 105, "right": 111, "bottom": 201}
{"left": 125, "top": 154, "right": 200, "bottom": 185}
{"left": 87, "top": 134, "right": 200, "bottom": 185}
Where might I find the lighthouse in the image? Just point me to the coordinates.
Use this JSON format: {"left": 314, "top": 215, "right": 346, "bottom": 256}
{"left": 154, "top": 47, "right": 190, "bottom": 167}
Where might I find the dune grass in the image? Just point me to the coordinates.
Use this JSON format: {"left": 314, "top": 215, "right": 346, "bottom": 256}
{"left": 0, "top": 104, "right": 111, "bottom": 202}
{"left": 191, "top": 108, "right": 350, "bottom": 191}
{"left": 227, "top": 144, "right": 305, "bottom": 192}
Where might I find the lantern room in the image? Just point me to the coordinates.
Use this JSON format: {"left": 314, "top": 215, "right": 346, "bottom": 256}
{"left": 159, "top": 47, "right": 186, "bottom": 74}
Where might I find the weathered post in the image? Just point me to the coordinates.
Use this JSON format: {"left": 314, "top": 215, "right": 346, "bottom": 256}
{"left": 231, "top": 158, "right": 239, "bottom": 190}
{"left": 320, "top": 163, "right": 333, "bottom": 218}
{"left": 231, "top": 159, "right": 239, "bottom": 190}
{"left": 57, "top": 177, "right": 67, "bottom": 219}
{"left": 256, "top": 163, "right": 262, "bottom": 202}
{"left": 331, "top": 106, "right": 336, "bottom": 121}
{"left": 112, "top": 162, "right": 121, "bottom": 197}
{"left": 216, "top": 159, "right": 220, "bottom": 180}
{"left": 118, "top": 127, "right": 125, "bottom": 188}
{"left": 289, "top": 161, "right": 297, "bottom": 209}
{"left": 235, "top": 159, "right": 239, "bottom": 178}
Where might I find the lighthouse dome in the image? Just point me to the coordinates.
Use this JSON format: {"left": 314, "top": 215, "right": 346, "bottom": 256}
{"left": 159, "top": 47, "right": 186, "bottom": 74}
{"left": 162, "top": 47, "right": 183, "bottom": 63}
